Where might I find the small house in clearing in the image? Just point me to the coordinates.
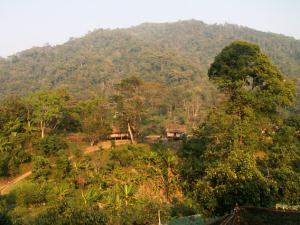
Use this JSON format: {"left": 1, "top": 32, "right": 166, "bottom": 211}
{"left": 110, "top": 125, "right": 129, "bottom": 140}
{"left": 165, "top": 123, "right": 187, "bottom": 140}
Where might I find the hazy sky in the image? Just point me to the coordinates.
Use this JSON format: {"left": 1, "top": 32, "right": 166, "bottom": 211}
{"left": 1, "top": 0, "right": 299, "bottom": 57}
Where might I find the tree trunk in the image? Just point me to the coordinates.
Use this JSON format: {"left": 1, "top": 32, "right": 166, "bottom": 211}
{"left": 41, "top": 121, "right": 45, "bottom": 139}
{"left": 127, "top": 123, "right": 135, "bottom": 144}
{"left": 90, "top": 140, "right": 95, "bottom": 146}
{"left": 158, "top": 210, "right": 162, "bottom": 225}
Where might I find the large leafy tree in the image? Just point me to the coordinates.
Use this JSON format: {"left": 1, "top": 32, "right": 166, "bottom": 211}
{"left": 112, "top": 76, "right": 147, "bottom": 144}
{"left": 28, "top": 90, "right": 67, "bottom": 138}
{"left": 182, "top": 41, "right": 299, "bottom": 216}
{"left": 76, "top": 97, "right": 112, "bottom": 146}
{"left": 208, "top": 41, "right": 294, "bottom": 115}
{"left": 0, "top": 96, "right": 31, "bottom": 176}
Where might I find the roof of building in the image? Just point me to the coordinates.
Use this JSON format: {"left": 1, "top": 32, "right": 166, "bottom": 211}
{"left": 111, "top": 125, "right": 128, "bottom": 134}
{"left": 165, "top": 123, "right": 187, "bottom": 133}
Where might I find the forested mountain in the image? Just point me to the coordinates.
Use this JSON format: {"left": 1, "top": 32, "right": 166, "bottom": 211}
{"left": 131, "top": 20, "right": 300, "bottom": 77}
{"left": 0, "top": 20, "right": 300, "bottom": 99}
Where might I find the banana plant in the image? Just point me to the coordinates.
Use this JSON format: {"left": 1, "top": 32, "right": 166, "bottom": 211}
{"left": 121, "top": 184, "right": 136, "bottom": 206}
{"left": 23, "top": 120, "right": 38, "bottom": 151}
{"left": 0, "top": 136, "right": 12, "bottom": 153}
{"left": 106, "top": 191, "right": 122, "bottom": 210}
{"left": 53, "top": 185, "right": 70, "bottom": 201}
{"left": 81, "top": 188, "right": 99, "bottom": 206}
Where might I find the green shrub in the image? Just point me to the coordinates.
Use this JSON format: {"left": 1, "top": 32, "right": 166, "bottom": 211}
{"left": 0, "top": 212, "right": 12, "bottom": 225}
{"left": 0, "top": 142, "right": 30, "bottom": 177}
{"left": 32, "top": 156, "right": 51, "bottom": 180}
{"left": 0, "top": 152, "right": 10, "bottom": 177}
{"left": 0, "top": 197, "right": 12, "bottom": 225}
{"left": 170, "top": 199, "right": 197, "bottom": 218}
{"left": 109, "top": 144, "right": 152, "bottom": 167}
{"left": 69, "top": 143, "right": 82, "bottom": 158}
{"left": 34, "top": 135, "right": 68, "bottom": 156}
{"left": 118, "top": 198, "right": 170, "bottom": 225}
{"left": 54, "top": 155, "right": 71, "bottom": 179}
{"left": 11, "top": 181, "right": 47, "bottom": 206}
{"left": 31, "top": 205, "right": 107, "bottom": 225}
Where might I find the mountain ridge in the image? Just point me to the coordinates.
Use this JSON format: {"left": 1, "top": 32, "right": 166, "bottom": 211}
{"left": 0, "top": 19, "right": 299, "bottom": 99}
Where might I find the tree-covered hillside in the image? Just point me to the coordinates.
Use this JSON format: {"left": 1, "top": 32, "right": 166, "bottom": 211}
{"left": 131, "top": 20, "right": 300, "bottom": 77}
{"left": 0, "top": 26, "right": 211, "bottom": 98}
{"left": 0, "top": 20, "right": 300, "bottom": 100}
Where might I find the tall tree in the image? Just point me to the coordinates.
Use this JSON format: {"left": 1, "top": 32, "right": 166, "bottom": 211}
{"left": 182, "top": 41, "right": 298, "bottom": 215}
{"left": 77, "top": 97, "right": 112, "bottom": 146}
{"left": 208, "top": 41, "right": 294, "bottom": 115}
{"left": 28, "top": 90, "right": 66, "bottom": 138}
{"left": 112, "top": 77, "right": 146, "bottom": 144}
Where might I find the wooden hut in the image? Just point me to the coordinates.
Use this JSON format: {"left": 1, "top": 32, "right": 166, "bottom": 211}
{"left": 165, "top": 123, "right": 187, "bottom": 140}
{"left": 110, "top": 125, "right": 129, "bottom": 140}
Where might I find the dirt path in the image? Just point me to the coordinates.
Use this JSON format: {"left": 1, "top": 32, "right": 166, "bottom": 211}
{"left": 0, "top": 171, "right": 32, "bottom": 195}
{"left": 0, "top": 140, "right": 130, "bottom": 195}
{"left": 84, "top": 140, "right": 130, "bottom": 154}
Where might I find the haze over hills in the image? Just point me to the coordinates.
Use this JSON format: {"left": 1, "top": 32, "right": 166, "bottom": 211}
{"left": 0, "top": 20, "right": 300, "bottom": 99}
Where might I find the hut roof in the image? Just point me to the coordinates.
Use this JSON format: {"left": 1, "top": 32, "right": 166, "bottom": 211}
{"left": 165, "top": 124, "right": 186, "bottom": 133}
{"left": 111, "top": 125, "right": 127, "bottom": 134}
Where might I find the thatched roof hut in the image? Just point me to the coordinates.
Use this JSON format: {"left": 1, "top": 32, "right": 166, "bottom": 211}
{"left": 110, "top": 125, "right": 129, "bottom": 140}
{"left": 165, "top": 123, "right": 186, "bottom": 139}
